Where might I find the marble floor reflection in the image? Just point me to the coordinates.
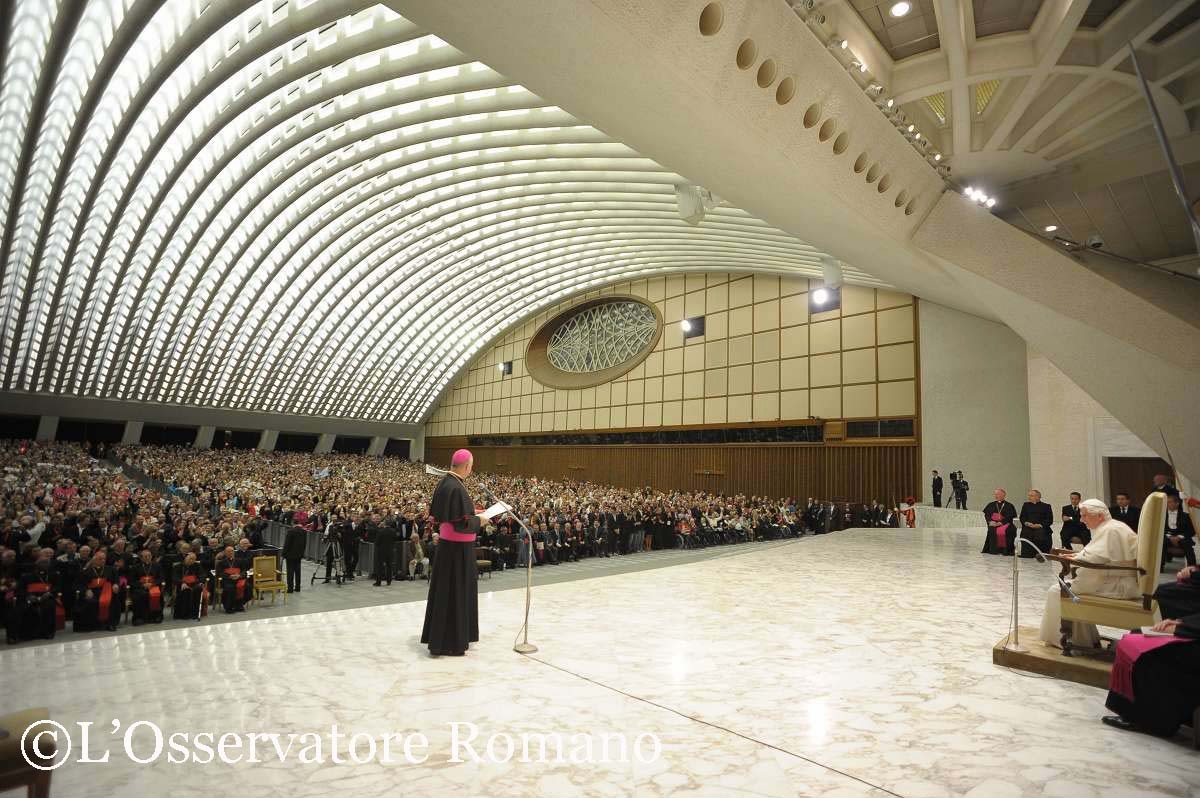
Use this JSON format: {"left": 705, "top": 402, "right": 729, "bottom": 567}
{"left": 4, "top": 528, "right": 1197, "bottom": 798}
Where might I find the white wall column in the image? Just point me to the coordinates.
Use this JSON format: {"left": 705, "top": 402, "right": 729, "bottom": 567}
{"left": 194, "top": 426, "right": 215, "bottom": 449}
{"left": 257, "top": 430, "right": 278, "bottom": 452}
{"left": 1029, "top": 351, "right": 1193, "bottom": 504}
{"left": 36, "top": 416, "right": 58, "bottom": 441}
{"left": 919, "top": 300, "right": 1031, "bottom": 506}
{"left": 121, "top": 420, "right": 143, "bottom": 444}
{"left": 409, "top": 429, "right": 424, "bottom": 462}
{"left": 367, "top": 436, "right": 387, "bottom": 456}
{"left": 315, "top": 433, "right": 335, "bottom": 453}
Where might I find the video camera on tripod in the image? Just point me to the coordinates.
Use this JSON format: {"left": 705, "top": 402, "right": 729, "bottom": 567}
{"left": 312, "top": 519, "right": 347, "bottom": 586}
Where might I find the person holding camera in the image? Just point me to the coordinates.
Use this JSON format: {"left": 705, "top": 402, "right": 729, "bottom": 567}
{"left": 341, "top": 513, "right": 361, "bottom": 581}
{"left": 952, "top": 471, "right": 970, "bottom": 509}
{"left": 321, "top": 513, "right": 343, "bottom": 584}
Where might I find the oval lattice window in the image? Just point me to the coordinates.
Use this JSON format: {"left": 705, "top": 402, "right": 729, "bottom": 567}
{"left": 526, "top": 296, "right": 663, "bottom": 388}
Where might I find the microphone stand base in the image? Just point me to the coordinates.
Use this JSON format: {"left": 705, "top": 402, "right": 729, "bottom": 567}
{"left": 1003, "top": 643, "right": 1029, "bottom": 653}
{"left": 513, "top": 642, "right": 538, "bottom": 654}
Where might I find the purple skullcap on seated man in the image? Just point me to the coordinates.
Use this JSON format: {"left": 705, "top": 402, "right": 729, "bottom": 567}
{"left": 451, "top": 449, "right": 472, "bottom": 467}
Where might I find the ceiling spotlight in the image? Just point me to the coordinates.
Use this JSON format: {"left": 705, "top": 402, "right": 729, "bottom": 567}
{"left": 986, "top": 198, "right": 996, "bottom": 208}
{"left": 830, "top": 38, "right": 849, "bottom": 50}
{"left": 1044, "top": 225, "right": 1058, "bottom": 233}
{"left": 933, "top": 153, "right": 941, "bottom": 162}
{"left": 812, "top": 287, "right": 830, "bottom": 304}
{"left": 906, "top": 124, "right": 916, "bottom": 133}
{"left": 890, "top": 1, "right": 912, "bottom": 17}
{"left": 497, "top": 363, "right": 505, "bottom": 371}
{"left": 858, "top": 62, "right": 868, "bottom": 73}
{"left": 964, "top": 186, "right": 975, "bottom": 198}
{"left": 680, "top": 319, "right": 692, "bottom": 332}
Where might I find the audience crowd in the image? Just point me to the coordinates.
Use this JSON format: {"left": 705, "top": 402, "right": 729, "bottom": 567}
{"left": 2, "top": 440, "right": 907, "bottom": 644}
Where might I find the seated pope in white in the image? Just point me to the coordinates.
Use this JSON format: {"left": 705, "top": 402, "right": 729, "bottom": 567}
{"left": 1038, "top": 499, "right": 1140, "bottom": 648}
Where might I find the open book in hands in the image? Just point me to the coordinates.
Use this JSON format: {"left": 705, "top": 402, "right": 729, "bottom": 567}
{"left": 1140, "top": 626, "right": 1176, "bottom": 637}
{"left": 479, "top": 501, "right": 512, "bottom": 521}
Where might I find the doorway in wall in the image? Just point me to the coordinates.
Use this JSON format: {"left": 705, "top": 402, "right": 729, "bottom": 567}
{"left": 1107, "top": 456, "right": 1173, "bottom": 506}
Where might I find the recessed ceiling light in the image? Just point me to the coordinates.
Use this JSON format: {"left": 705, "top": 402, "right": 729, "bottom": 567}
{"left": 680, "top": 319, "right": 692, "bottom": 332}
{"left": 812, "top": 288, "right": 830, "bottom": 304}
{"left": 1044, "top": 225, "right": 1058, "bottom": 233}
{"left": 890, "top": 2, "right": 911, "bottom": 18}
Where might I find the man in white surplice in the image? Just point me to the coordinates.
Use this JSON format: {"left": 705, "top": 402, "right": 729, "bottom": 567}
{"left": 1039, "top": 499, "right": 1140, "bottom": 648}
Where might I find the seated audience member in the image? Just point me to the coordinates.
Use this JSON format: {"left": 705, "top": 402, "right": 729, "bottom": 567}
{"left": 127, "top": 549, "right": 164, "bottom": 625}
{"left": 1059, "top": 492, "right": 1087, "bottom": 548}
{"left": 1038, "top": 499, "right": 1139, "bottom": 650}
{"left": 75, "top": 551, "right": 122, "bottom": 632}
{"left": 981, "top": 489, "right": 1017, "bottom": 556}
{"left": 1155, "top": 564, "right": 1200, "bottom": 620}
{"left": 1163, "top": 494, "right": 1196, "bottom": 567}
{"left": 173, "top": 553, "right": 206, "bottom": 620}
{"left": 1103, "top": 613, "right": 1200, "bottom": 737}
{"left": 1150, "top": 473, "right": 1181, "bottom": 501}
{"left": 215, "top": 545, "right": 249, "bottom": 613}
{"left": 1110, "top": 492, "right": 1139, "bottom": 530}
{"left": 11, "top": 549, "right": 58, "bottom": 642}
{"left": 1018, "top": 489, "right": 1054, "bottom": 556}
{"left": 407, "top": 532, "right": 429, "bottom": 580}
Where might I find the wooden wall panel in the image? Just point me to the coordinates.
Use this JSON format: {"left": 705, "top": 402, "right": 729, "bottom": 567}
{"left": 427, "top": 438, "right": 918, "bottom": 503}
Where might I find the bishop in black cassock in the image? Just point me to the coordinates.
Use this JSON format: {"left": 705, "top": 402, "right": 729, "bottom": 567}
{"left": 421, "top": 450, "right": 482, "bottom": 656}
{"left": 981, "top": 489, "right": 1017, "bottom": 555}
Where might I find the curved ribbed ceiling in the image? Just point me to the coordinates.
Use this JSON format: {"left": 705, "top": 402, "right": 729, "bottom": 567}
{"left": 0, "top": 1, "right": 881, "bottom": 423}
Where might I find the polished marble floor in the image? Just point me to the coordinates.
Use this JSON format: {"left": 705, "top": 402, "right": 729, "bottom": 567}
{"left": 4, "top": 527, "right": 1197, "bottom": 798}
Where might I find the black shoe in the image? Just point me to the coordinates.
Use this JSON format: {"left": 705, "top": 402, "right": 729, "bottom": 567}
{"left": 1101, "top": 715, "right": 1138, "bottom": 732}
{"left": 373, "top": 582, "right": 381, "bottom": 587}
{"left": 322, "top": 579, "right": 331, "bottom": 583}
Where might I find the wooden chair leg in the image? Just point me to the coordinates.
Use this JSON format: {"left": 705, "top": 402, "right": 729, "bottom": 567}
{"left": 30, "top": 768, "right": 52, "bottom": 798}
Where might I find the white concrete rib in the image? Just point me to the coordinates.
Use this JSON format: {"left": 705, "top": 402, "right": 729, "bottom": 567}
{"left": 0, "top": 0, "right": 866, "bottom": 424}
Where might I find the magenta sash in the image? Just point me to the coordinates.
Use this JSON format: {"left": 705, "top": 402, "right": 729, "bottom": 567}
{"left": 1110, "top": 633, "right": 1190, "bottom": 701}
{"left": 991, "top": 512, "right": 1008, "bottom": 549}
{"left": 438, "top": 521, "right": 475, "bottom": 543}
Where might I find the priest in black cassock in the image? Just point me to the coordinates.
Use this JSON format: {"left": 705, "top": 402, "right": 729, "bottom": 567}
{"left": 1017, "top": 489, "right": 1054, "bottom": 558}
{"left": 421, "top": 449, "right": 486, "bottom": 656}
{"left": 1103, "top": 613, "right": 1200, "bottom": 737}
{"left": 981, "top": 488, "right": 1017, "bottom": 555}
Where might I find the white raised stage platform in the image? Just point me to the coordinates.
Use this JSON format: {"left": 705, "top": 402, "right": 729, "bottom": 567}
{"left": 4, "top": 528, "right": 1195, "bottom": 798}
{"left": 914, "top": 504, "right": 986, "bottom": 529}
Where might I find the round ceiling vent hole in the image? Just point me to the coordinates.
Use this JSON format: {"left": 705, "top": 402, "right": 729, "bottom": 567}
{"left": 736, "top": 39, "right": 757, "bottom": 69}
{"left": 776, "top": 76, "right": 795, "bottom": 104}
{"left": 699, "top": 3, "right": 724, "bottom": 36}
{"left": 756, "top": 58, "right": 777, "bottom": 88}
{"left": 803, "top": 102, "right": 821, "bottom": 128}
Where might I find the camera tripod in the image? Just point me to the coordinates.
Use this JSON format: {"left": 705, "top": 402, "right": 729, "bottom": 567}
{"left": 311, "top": 536, "right": 346, "bottom": 586}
